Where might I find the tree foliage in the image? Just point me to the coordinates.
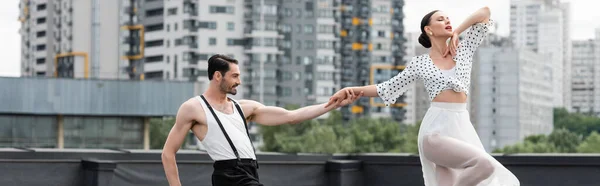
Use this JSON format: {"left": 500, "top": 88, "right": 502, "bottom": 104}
{"left": 494, "top": 108, "right": 600, "bottom": 153}
{"left": 259, "top": 108, "right": 420, "bottom": 154}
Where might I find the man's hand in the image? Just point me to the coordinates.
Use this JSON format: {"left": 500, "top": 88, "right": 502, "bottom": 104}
{"left": 333, "top": 90, "right": 364, "bottom": 108}
{"left": 444, "top": 32, "right": 459, "bottom": 58}
{"left": 325, "top": 88, "right": 358, "bottom": 108}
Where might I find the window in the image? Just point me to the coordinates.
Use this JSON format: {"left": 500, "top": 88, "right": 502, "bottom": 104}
{"left": 0, "top": 115, "right": 57, "bottom": 148}
{"left": 63, "top": 117, "right": 143, "bottom": 149}
{"left": 303, "top": 57, "right": 313, "bottom": 65}
{"left": 36, "top": 44, "right": 46, "bottom": 51}
{"left": 281, "top": 24, "right": 291, "bottom": 32}
{"left": 265, "top": 22, "right": 277, "bottom": 31}
{"left": 37, "top": 4, "right": 47, "bottom": 11}
{"left": 37, "top": 17, "right": 46, "bottom": 24}
{"left": 36, "top": 58, "right": 45, "bottom": 64}
{"left": 264, "top": 38, "right": 275, "bottom": 47}
{"left": 209, "top": 38, "right": 217, "bottom": 45}
{"left": 304, "top": 25, "right": 314, "bottom": 33}
{"left": 198, "top": 21, "right": 217, "bottom": 29}
{"left": 168, "top": 8, "right": 177, "bottom": 15}
{"left": 227, "top": 39, "right": 245, "bottom": 46}
{"left": 145, "top": 40, "right": 163, "bottom": 47}
{"left": 145, "top": 55, "right": 163, "bottom": 63}
{"left": 210, "top": 6, "right": 234, "bottom": 14}
{"left": 227, "top": 22, "right": 235, "bottom": 31}
{"left": 263, "top": 5, "right": 278, "bottom": 15}
{"left": 146, "top": 8, "right": 163, "bottom": 17}
{"left": 252, "top": 38, "right": 261, "bottom": 46}
{"left": 145, "top": 24, "right": 164, "bottom": 32}
{"left": 294, "top": 72, "right": 301, "bottom": 80}
{"left": 305, "top": 40, "right": 314, "bottom": 49}
{"left": 36, "top": 31, "right": 46, "bottom": 38}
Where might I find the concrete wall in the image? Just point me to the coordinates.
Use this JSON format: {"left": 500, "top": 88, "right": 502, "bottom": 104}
{"left": 0, "top": 149, "right": 599, "bottom": 186}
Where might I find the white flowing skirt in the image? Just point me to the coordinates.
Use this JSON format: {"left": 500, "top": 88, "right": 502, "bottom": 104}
{"left": 417, "top": 102, "right": 520, "bottom": 186}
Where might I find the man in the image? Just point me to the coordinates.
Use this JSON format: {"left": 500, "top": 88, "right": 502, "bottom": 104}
{"left": 161, "top": 54, "right": 362, "bottom": 186}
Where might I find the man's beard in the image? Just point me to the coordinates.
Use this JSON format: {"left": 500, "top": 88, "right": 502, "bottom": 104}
{"left": 220, "top": 82, "right": 238, "bottom": 95}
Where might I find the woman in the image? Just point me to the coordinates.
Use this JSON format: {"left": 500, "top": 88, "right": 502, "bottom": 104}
{"left": 326, "top": 7, "right": 520, "bottom": 186}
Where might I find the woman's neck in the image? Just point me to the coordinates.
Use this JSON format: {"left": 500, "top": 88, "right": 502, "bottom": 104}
{"left": 429, "top": 37, "right": 450, "bottom": 59}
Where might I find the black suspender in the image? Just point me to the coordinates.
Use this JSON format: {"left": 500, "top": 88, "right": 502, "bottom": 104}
{"left": 200, "top": 95, "right": 257, "bottom": 164}
{"left": 232, "top": 100, "right": 258, "bottom": 157}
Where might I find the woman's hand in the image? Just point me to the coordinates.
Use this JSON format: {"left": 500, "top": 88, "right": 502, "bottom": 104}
{"left": 444, "top": 32, "right": 459, "bottom": 58}
{"left": 325, "top": 88, "right": 354, "bottom": 108}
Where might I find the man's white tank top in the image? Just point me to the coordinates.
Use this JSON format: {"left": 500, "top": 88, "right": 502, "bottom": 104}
{"left": 195, "top": 96, "right": 256, "bottom": 161}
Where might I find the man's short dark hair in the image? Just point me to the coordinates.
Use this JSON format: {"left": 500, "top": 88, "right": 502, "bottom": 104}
{"left": 207, "top": 54, "right": 238, "bottom": 80}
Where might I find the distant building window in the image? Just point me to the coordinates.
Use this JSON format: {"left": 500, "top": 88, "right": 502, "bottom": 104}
{"left": 145, "top": 24, "right": 164, "bottom": 32}
{"left": 227, "top": 22, "right": 235, "bottom": 31}
{"left": 36, "top": 58, "right": 45, "bottom": 64}
{"left": 210, "top": 6, "right": 234, "bottom": 14}
{"left": 36, "top": 71, "right": 46, "bottom": 76}
{"left": 145, "top": 71, "right": 163, "bottom": 79}
{"left": 36, "top": 44, "right": 46, "bottom": 51}
{"left": 198, "top": 22, "right": 217, "bottom": 29}
{"left": 145, "top": 40, "right": 164, "bottom": 47}
{"left": 168, "top": 8, "right": 177, "bottom": 15}
{"left": 36, "top": 17, "right": 46, "bottom": 24}
{"left": 209, "top": 38, "right": 217, "bottom": 45}
{"left": 37, "top": 4, "right": 47, "bottom": 11}
{"left": 36, "top": 31, "right": 46, "bottom": 38}
{"left": 146, "top": 8, "right": 163, "bottom": 17}
{"left": 145, "top": 55, "right": 164, "bottom": 63}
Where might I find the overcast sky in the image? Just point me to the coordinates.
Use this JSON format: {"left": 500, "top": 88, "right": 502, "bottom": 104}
{"left": 0, "top": 0, "right": 598, "bottom": 77}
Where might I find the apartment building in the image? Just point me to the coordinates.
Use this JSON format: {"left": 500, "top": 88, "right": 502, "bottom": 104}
{"left": 510, "top": 0, "right": 571, "bottom": 109}
{"left": 571, "top": 28, "right": 600, "bottom": 115}
{"left": 19, "top": 0, "right": 132, "bottom": 79}
{"left": 472, "top": 47, "right": 554, "bottom": 152}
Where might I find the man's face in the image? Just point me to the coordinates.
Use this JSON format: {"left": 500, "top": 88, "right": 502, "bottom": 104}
{"left": 219, "top": 63, "right": 241, "bottom": 95}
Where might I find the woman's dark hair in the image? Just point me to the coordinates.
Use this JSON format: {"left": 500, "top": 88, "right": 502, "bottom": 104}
{"left": 418, "top": 10, "right": 440, "bottom": 48}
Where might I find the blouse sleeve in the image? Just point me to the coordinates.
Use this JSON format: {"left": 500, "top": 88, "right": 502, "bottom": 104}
{"left": 376, "top": 57, "right": 419, "bottom": 106}
{"left": 455, "top": 19, "right": 495, "bottom": 61}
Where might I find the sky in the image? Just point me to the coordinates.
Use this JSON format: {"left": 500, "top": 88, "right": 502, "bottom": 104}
{"left": 0, "top": 0, "right": 598, "bottom": 77}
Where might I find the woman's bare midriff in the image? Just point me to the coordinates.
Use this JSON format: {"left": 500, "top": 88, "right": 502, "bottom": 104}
{"left": 432, "top": 90, "right": 467, "bottom": 103}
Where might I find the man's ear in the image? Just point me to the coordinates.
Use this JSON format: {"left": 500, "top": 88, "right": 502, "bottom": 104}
{"left": 215, "top": 71, "right": 222, "bottom": 81}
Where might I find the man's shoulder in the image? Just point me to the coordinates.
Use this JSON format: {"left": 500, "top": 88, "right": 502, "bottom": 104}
{"left": 180, "top": 96, "right": 204, "bottom": 113}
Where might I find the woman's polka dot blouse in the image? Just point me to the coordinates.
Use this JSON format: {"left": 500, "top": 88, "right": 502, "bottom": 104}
{"left": 376, "top": 19, "right": 494, "bottom": 106}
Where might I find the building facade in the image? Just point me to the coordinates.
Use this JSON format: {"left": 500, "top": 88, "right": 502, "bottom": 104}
{"left": 510, "top": 0, "right": 571, "bottom": 109}
{"left": 19, "top": 0, "right": 135, "bottom": 80}
{"left": 571, "top": 29, "right": 600, "bottom": 115}
{"left": 472, "top": 47, "right": 554, "bottom": 152}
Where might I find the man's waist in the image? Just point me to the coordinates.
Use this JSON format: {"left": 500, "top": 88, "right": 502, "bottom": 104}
{"left": 213, "top": 158, "right": 258, "bottom": 169}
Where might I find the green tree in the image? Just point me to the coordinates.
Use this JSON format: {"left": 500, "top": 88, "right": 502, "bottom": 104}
{"left": 577, "top": 131, "right": 600, "bottom": 153}
{"left": 554, "top": 108, "right": 600, "bottom": 138}
{"left": 259, "top": 107, "right": 420, "bottom": 154}
{"left": 150, "top": 117, "right": 175, "bottom": 149}
{"left": 547, "top": 128, "right": 582, "bottom": 153}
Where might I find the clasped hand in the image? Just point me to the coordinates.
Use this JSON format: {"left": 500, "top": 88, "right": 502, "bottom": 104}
{"left": 324, "top": 88, "right": 363, "bottom": 108}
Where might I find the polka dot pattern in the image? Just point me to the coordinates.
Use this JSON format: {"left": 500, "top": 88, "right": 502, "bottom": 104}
{"left": 376, "top": 20, "right": 494, "bottom": 106}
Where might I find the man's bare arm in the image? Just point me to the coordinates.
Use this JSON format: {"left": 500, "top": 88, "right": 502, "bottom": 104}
{"left": 240, "top": 92, "right": 362, "bottom": 126}
{"left": 162, "top": 101, "right": 197, "bottom": 186}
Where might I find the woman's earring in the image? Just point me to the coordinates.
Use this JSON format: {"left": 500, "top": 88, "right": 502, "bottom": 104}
{"left": 429, "top": 32, "right": 433, "bottom": 36}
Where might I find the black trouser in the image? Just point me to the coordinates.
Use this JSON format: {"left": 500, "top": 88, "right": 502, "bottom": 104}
{"left": 212, "top": 159, "right": 263, "bottom": 186}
